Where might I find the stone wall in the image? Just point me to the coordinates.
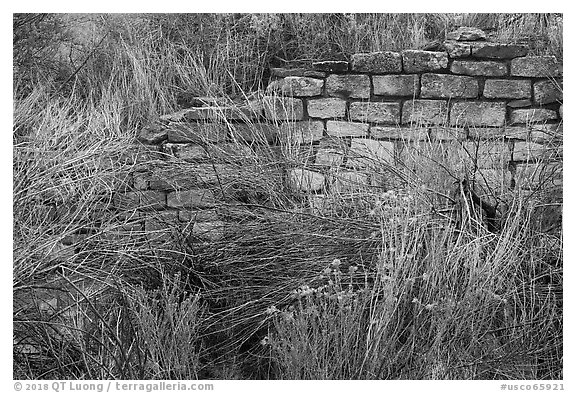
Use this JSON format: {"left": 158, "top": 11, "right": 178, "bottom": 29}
{"left": 112, "top": 28, "right": 563, "bottom": 244}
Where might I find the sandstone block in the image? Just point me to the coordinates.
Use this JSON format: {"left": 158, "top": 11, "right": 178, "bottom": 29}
{"left": 133, "top": 173, "right": 149, "bottom": 190}
{"left": 420, "top": 73, "right": 478, "bottom": 98}
{"left": 534, "top": 80, "right": 562, "bottom": 105}
{"left": 330, "top": 171, "right": 369, "bottom": 193}
{"left": 94, "top": 149, "right": 155, "bottom": 174}
{"left": 193, "top": 164, "right": 240, "bottom": 184}
{"left": 316, "top": 149, "right": 345, "bottom": 167}
{"left": 283, "top": 144, "right": 316, "bottom": 164}
{"left": 326, "top": 121, "right": 369, "bottom": 137}
{"left": 428, "top": 127, "right": 467, "bottom": 141}
{"left": 369, "top": 168, "right": 405, "bottom": 191}
{"left": 510, "top": 56, "right": 562, "bottom": 77}
{"left": 315, "top": 138, "right": 348, "bottom": 167}
{"left": 101, "top": 145, "right": 163, "bottom": 169}
{"left": 534, "top": 123, "right": 563, "bottom": 155}
{"left": 233, "top": 100, "right": 265, "bottom": 120}
{"left": 289, "top": 168, "right": 326, "bottom": 192}
{"left": 473, "top": 168, "right": 513, "bottom": 200}
{"left": 160, "top": 109, "right": 190, "bottom": 123}
{"left": 177, "top": 95, "right": 228, "bottom": 108}
{"left": 113, "top": 191, "right": 166, "bottom": 211}
{"left": 145, "top": 230, "right": 178, "bottom": 246}
{"left": 450, "top": 60, "right": 507, "bottom": 76}
{"left": 450, "top": 102, "right": 506, "bottom": 127}
{"left": 280, "top": 121, "right": 324, "bottom": 144}
{"left": 326, "top": 74, "right": 370, "bottom": 99}
{"left": 349, "top": 102, "right": 401, "bottom": 124}
{"left": 270, "top": 67, "right": 326, "bottom": 78}
{"left": 164, "top": 143, "right": 207, "bottom": 161}
{"left": 446, "top": 27, "right": 487, "bottom": 41}
{"left": 179, "top": 209, "right": 219, "bottom": 222}
{"left": 205, "top": 143, "right": 255, "bottom": 162}
{"left": 506, "top": 124, "right": 562, "bottom": 143}
{"left": 460, "top": 141, "right": 511, "bottom": 168}
{"left": 512, "top": 126, "right": 541, "bottom": 141}
{"left": 306, "top": 194, "right": 331, "bottom": 215}
{"left": 117, "top": 222, "right": 143, "bottom": 232}
{"left": 510, "top": 109, "right": 557, "bottom": 124}
{"left": 138, "top": 122, "right": 167, "bottom": 144}
{"left": 507, "top": 99, "right": 532, "bottom": 108}
{"left": 483, "top": 79, "right": 531, "bottom": 99}
{"left": 402, "top": 100, "right": 448, "bottom": 125}
{"left": 191, "top": 221, "right": 225, "bottom": 241}
{"left": 147, "top": 167, "right": 197, "bottom": 191}
{"left": 167, "top": 189, "right": 215, "bottom": 208}
{"left": 230, "top": 123, "right": 278, "bottom": 143}
{"left": 515, "top": 162, "right": 562, "bottom": 190}
{"left": 351, "top": 51, "right": 402, "bottom": 73}
{"left": 443, "top": 42, "right": 471, "bottom": 58}
{"left": 471, "top": 42, "right": 528, "bottom": 59}
{"left": 263, "top": 97, "right": 304, "bottom": 121}
{"left": 348, "top": 139, "right": 394, "bottom": 168}
{"left": 100, "top": 225, "right": 143, "bottom": 243}
{"left": 307, "top": 98, "right": 347, "bottom": 119}
{"left": 167, "top": 122, "right": 228, "bottom": 144}
{"left": 373, "top": 74, "right": 419, "bottom": 96}
{"left": 182, "top": 105, "right": 260, "bottom": 121}
{"left": 316, "top": 148, "right": 345, "bottom": 167}
{"left": 402, "top": 50, "right": 448, "bottom": 73}
{"left": 467, "top": 127, "right": 523, "bottom": 140}
{"left": 371, "top": 126, "right": 430, "bottom": 141}
{"left": 266, "top": 76, "right": 324, "bottom": 97}
{"left": 512, "top": 142, "right": 549, "bottom": 161}
{"left": 144, "top": 211, "right": 179, "bottom": 233}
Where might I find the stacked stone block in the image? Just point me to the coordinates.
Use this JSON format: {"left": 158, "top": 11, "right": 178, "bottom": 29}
{"left": 114, "top": 27, "right": 561, "bottom": 242}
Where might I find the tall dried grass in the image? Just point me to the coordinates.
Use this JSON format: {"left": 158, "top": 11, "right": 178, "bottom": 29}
{"left": 13, "top": 13, "right": 562, "bottom": 379}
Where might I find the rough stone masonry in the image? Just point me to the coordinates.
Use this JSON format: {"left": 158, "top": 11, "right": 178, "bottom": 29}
{"left": 14, "top": 27, "right": 564, "bottom": 360}
{"left": 110, "top": 27, "right": 563, "bottom": 245}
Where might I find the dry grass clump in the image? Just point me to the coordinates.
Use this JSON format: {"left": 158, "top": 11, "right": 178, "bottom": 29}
{"left": 265, "top": 188, "right": 561, "bottom": 379}
{"left": 12, "top": 63, "right": 204, "bottom": 379}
